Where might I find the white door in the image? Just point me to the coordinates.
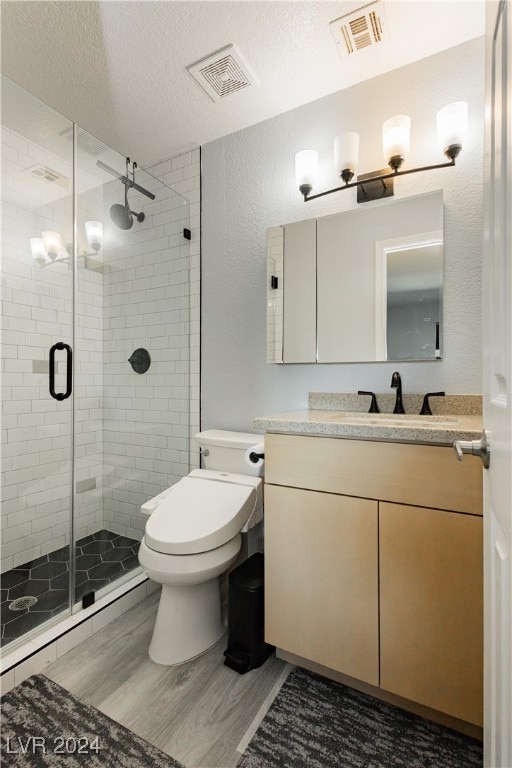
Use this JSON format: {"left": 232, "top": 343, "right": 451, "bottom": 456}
{"left": 483, "top": 2, "right": 512, "bottom": 766}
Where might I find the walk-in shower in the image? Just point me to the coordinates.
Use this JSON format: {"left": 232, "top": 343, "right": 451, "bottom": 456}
{"left": 1, "top": 75, "right": 191, "bottom": 649}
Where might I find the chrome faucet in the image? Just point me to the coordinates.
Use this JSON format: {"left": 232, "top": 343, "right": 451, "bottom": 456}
{"left": 390, "top": 371, "right": 405, "bottom": 414}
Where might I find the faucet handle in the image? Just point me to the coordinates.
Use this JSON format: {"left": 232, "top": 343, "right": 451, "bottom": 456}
{"left": 358, "top": 390, "right": 380, "bottom": 413}
{"left": 420, "top": 391, "right": 445, "bottom": 415}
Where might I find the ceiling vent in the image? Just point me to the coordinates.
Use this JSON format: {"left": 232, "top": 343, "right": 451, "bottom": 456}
{"left": 187, "top": 44, "right": 257, "bottom": 102}
{"left": 25, "top": 164, "right": 69, "bottom": 189}
{"left": 330, "top": 1, "right": 388, "bottom": 58}
{"left": 59, "top": 127, "right": 110, "bottom": 157}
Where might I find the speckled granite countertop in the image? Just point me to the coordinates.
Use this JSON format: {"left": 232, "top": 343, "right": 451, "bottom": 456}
{"left": 254, "top": 393, "right": 482, "bottom": 446}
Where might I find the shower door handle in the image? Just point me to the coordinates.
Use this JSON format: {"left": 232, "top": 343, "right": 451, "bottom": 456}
{"left": 49, "top": 342, "right": 72, "bottom": 401}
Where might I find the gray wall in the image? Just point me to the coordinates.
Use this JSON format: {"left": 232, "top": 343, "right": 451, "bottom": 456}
{"left": 201, "top": 38, "right": 484, "bottom": 432}
{"left": 387, "top": 294, "right": 440, "bottom": 361}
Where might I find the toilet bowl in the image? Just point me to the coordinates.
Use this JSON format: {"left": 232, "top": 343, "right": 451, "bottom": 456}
{"left": 138, "top": 534, "right": 242, "bottom": 665}
{"left": 138, "top": 430, "right": 264, "bottom": 666}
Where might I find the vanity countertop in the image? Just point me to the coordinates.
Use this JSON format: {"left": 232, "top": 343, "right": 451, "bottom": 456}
{"left": 253, "top": 409, "right": 483, "bottom": 446}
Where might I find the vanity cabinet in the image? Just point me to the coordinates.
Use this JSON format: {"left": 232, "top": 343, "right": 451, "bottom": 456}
{"left": 379, "top": 502, "right": 483, "bottom": 724}
{"left": 265, "top": 484, "right": 379, "bottom": 685}
{"left": 264, "top": 432, "right": 483, "bottom": 726}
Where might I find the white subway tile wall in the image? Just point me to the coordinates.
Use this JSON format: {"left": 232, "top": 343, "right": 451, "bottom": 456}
{"left": 2, "top": 119, "right": 200, "bottom": 571}
{"left": 1, "top": 124, "right": 104, "bottom": 570}
{"left": 100, "top": 168, "right": 191, "bottom": 540}
{"left": 147, "top": 149, "right": 200, "bottom": 470}
{"left": 266, "top": 226, "right": 284, "bottom": 364}
{"left": 74, "top": 187, "right": 105, "bottom": 546}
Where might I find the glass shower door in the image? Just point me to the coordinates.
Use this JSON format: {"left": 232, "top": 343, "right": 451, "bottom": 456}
{"left": 72, "top": 132, "right": 191, "bottom": 611}
{"left": 1, "top": 76, "right": 74, "bottom": 646}
{"left": 1, "top": 77, "right": 191, "bottom": 643}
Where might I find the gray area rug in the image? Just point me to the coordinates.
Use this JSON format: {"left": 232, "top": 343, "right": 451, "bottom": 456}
{"left": 238, "top": 667, "right": 483, "bottom": 768}
{"left": 1, "top": 674, "right": 184, "bottom": 767}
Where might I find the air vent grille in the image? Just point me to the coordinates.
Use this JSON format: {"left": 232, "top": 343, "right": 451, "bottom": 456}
{"left": 187, "top": 44, "right": 257, "bottom": 102}
{"left": 59, "top": 127, "right": 109, "bottom": 157}
{"left": 202, "top": 56, "right": 249, "bottom": 98}
{"left": 330, "top": 1, "right": 387, "bottom": 58}
{"left": 25, "top": 164, "right": 69, "bottom": 189}
{"left": 32, "top": 167, "right": 60, "bottom": 182}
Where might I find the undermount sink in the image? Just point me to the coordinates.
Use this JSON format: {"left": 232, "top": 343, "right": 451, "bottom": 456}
{"left": 321, "top": 412, "right": 460, "bottom": 428}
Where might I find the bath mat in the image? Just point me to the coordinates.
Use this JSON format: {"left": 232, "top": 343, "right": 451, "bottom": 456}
{"left": 237, "top": 667, "right": 483, "bottom": 768}
{"left": 1, "top": 674, "right": 184, "bottom": 767}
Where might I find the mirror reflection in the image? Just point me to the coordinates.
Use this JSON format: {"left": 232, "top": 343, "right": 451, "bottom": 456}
{"left": 376, "top": 234, "right": 443, "bottom": 361}
{"left": 267, "top": 190, "right": 444, "bottom": 364}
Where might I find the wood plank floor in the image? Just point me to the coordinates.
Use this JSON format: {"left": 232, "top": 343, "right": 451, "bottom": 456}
{"left": 45, "top": 591, "right": 291, "bottom": 768}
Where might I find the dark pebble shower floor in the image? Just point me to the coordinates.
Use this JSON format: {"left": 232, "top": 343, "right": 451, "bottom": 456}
{"left": 0, "top": 529, "right": 140, "bottom": 647}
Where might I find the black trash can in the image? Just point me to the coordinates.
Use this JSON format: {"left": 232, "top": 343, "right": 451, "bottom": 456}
{"left": 223, "top": 552, "right": 274, "bottom": 674}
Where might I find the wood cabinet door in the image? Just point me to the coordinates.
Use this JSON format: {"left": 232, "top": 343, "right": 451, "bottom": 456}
{"left": 380, "top": 502, "right": 483, "bottom": 725}
{"left": 264, "top": 484, "right": 379, "bottom": 685}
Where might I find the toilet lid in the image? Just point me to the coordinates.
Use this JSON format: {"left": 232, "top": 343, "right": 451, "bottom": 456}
{"left": 144, "top": 476, "right": 256, "bottom": 555}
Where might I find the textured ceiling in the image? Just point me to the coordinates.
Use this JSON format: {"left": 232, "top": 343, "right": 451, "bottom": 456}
{"left": 1, "top": 1, "right": 485, "bottom": 166}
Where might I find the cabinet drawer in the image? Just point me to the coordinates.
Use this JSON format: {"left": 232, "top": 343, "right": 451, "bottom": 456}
{"left": 265, "top": 433, "right": 482, "bottom": 515}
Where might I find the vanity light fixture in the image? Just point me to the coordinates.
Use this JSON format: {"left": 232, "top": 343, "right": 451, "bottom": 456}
{"left": 41, "top": 230, "right": 62, "bottom": 260}
{"left": 30, "top": 238, "right": 48, "bottom": 267}
{"left": 31, "top": 221, "right": 103, "bottom": 267}
{"left": 294, "top": 150, "right": 319, "bottom": 197}
{"left": 84, "top": 220, "right": 103, "bottom": 252}
{"left": 295, "top": 101, "right": 468, "bottom": 203}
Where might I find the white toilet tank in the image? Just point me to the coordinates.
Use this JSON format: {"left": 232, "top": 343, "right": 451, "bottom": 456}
{"left": 195, "top": 430, "right": 264, "bottom": 477}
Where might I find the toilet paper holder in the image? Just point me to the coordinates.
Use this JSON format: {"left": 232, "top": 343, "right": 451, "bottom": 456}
{"left": 249, "top": 451, "right": 264, "bottom": 464}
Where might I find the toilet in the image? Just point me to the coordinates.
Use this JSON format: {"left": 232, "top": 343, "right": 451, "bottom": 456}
{"left": 138, "top": 430, "right": 264, "bottom": 666}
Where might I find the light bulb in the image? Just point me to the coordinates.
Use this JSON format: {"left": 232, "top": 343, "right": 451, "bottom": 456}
{"left": 295, "top": 150, "right": 318, "bottom": 196}
{"left": 382, "top": 115, "right": 411, "bottom": 171}
{"left": 436, "top": 101, "right": 468, "bottom": 160}
{"left": 41, "top": 230, "right": 61, "bottom": 260}
{"left": 334, "top": 132, "right": 359, "bottom": 183}
{"left": 30, "top": 238, "right": 47, "bottom": 267}
{"left": 85, "top": 220, "right": 103, "bottom": 252}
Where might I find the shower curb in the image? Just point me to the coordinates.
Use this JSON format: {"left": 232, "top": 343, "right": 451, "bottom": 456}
{"left": 0, "top": 574, "right": 159, "bottom": 693}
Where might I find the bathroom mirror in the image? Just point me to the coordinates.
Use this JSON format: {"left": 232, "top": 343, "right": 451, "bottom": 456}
{"left": 267, "top": 190, "right": 444, "bottom": 363}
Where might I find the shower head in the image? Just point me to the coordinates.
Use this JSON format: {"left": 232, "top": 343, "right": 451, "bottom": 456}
{"left": 101, "top": 158, "right": 149, "bottom": 231}
{"left": 109, "top": 202, "right": 145, "bottom": 230}
{"left": 110, "top": 202, "right": 133, "bottom": 230}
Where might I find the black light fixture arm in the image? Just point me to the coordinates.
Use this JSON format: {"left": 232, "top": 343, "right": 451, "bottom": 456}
{"left": 302, "top": 157, "right": 456, "bottom": 202}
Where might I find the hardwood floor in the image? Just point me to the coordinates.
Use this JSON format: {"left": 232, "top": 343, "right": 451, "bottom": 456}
{"left": 45, "top": 591, "right": 291, "bottom": 768}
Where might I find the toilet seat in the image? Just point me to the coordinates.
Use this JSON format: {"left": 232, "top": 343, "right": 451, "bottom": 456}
{"left": 139, "top": 535, "right": 242, "bottom": 586}
{"left": 145, "top": 472, "right": 259, "bottom": 556}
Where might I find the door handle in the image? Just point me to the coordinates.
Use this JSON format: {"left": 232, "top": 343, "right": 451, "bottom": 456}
{"left": 453, "top": 429, "right": 490, "bottom": 469}
{"left": 49, "top": 342, "right": 72, "bottom": 401}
